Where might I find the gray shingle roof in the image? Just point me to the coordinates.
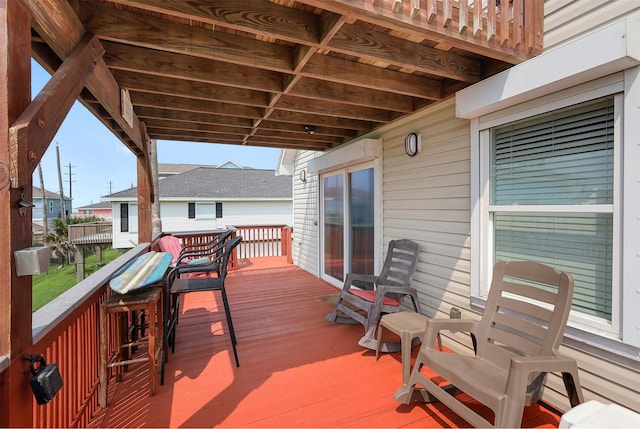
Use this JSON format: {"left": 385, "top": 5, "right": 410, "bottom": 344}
{"left": 32, "top": 186, "right": 71, "bottom": 200}
{"left": 106, "top": 167, "right": 291, "bottom": 200}
{"left": 77, "top": 201, "right": 112, "bottom": 209}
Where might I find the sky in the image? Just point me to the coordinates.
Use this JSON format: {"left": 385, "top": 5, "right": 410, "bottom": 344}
{"left": 31, "top": 61, "right": 283, "bottom": 209}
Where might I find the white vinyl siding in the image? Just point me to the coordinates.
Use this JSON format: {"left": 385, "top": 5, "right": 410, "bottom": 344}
{"left": 111, "top": 199, "right": 292, "bottom": 249}
{"left": 381, "top": 100, "right": 472, "bottom": 326}
{"left": 544, "top": 0, "right": 640, "bottom": 50}
{"left": 293, "top": 151, "right": 321, "bottom": 276}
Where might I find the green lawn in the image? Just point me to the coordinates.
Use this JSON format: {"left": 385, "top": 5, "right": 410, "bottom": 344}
{"left": 32, "top": 247, "right": 123, "bottom": 312}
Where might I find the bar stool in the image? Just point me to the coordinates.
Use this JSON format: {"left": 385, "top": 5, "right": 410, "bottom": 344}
{"left": 375, "top": 311, "right": 441, "bottom": 384}
{"left": 99, "top": 286, "right": 163, "bottom": 408}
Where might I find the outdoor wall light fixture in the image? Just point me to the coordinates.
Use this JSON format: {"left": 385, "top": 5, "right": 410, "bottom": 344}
{"left": 304, "top": 125, "right": 316, "bottom": 135}
{"left": 404, "top": 132, "right": 421, "bottom": 157}
{"left": 299, "top": 169, "right": 307, "bottom": 182}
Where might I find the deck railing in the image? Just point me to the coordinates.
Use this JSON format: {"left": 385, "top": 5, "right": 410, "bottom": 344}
{"left": 232, "top": 225, "right": 293, "bottom": 263}
{"left": 370, "top": 0, "right": 544, "bottom": 58}
{"left": 26, "top": 244, "right": 150, "bottom": 428}
{"left": 68, "top": 222, "right": 113, "bottom": 245}
{"left": 3, "top": 227, "right": 293, "bottom": 427}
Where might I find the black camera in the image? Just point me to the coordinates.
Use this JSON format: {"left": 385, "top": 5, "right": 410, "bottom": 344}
{"left": 26, "top": 355, "right": 63, "bottom": 405}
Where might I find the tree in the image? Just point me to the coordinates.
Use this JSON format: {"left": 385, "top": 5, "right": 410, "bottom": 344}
{"left": 44, "top": 215, "right": 104, "bottom": 265}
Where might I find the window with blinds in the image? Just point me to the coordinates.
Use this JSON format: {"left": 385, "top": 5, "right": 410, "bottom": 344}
{"left": 489, "top": 96, "right": 615, "bottom": 321}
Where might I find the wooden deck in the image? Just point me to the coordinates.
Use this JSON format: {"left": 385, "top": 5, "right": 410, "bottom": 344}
{"left": 89, "top": 257, "right": 562, "bottom": 428}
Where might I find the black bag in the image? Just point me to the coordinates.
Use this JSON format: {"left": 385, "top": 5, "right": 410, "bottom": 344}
{"left": 28, "top": 355, "right": 63, "bottom": 405}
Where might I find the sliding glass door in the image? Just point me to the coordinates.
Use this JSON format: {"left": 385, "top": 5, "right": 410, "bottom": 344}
{"left": 321, "top": 163, "right": 377, "bottom": 284}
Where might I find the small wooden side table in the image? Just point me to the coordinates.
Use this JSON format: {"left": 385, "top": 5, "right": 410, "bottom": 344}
{"left": 99, "top": 286, "right": 163, "bottom": 408}
{"left": 375, "top": 311, "right": 441, "bottom": 385}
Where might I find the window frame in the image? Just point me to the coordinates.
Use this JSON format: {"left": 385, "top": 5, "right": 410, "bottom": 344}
{"left": 471, "top": 77, "right": 624, "bottom": 340}
{"left": 120, "top": 203, "right": 129, "bottom": 232}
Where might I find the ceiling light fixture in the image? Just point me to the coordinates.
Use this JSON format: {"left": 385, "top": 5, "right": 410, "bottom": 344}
{"left": 304, "top": 125, "right": 316, "bottom": 135}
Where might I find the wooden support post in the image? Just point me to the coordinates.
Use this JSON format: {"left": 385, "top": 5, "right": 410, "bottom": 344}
{"left": 0, "top": 1, "right": 35, "bottom": 426}
{"left": 137, "top": 153, "right": 153, "bottom": 244}
{"left": 76, "top": 246, "right": 86, "bottom": 283}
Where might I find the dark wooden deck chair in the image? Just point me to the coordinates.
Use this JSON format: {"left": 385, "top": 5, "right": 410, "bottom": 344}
{"left": 161, "top": 235, "right": 243, "bottom": 385}
{"left": 325, "top": 239, "right": 421, "bottom": 351}
{"left": 157, "top": 229, "right": 233, "bottom": 277}
{"left": 394, "top": 260, "right": 584, "bottom": 428}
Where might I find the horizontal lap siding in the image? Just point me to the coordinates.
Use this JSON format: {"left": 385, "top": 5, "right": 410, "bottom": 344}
{"left": 544, "top": 0, "right": 640, "bottom": 49}
{"left": 381, "top": 100, "right": 473, "bottom": 330}
{"left": 544, "top": 0, "right": 640, "bottom": 413}
{"left": 293, "top": 150, "right": 321, "bottom": 277}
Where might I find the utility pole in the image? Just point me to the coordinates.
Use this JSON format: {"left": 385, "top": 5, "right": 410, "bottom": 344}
{"left": 38, "top": 163, "right": 48, "bottom": 238}
{"left": 149, "top": 139, "right": 162, "bottom": 234}
{"left": 56, "top": 143, "right": 66, "bottom": 221}
{"left": 65, "top": 162, "right": 75, "bottom": 213}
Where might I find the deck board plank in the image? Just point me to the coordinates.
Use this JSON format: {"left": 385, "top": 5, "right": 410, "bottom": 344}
{"left": 90, "top": 257, "right": 561, "bottom": 428}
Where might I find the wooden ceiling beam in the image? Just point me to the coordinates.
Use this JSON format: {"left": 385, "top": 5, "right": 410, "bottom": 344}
{"left": 289, "top": 77, "right": 414, "bottom": 113}
{"left": 302, "top": 54, "right": 442, "bottom": 99}
{"left": 147, "top": 132, "right": 332, "bottom": 151}
{"left": 253, "top": 129, "right": 345, "bottom": 146}
{"left": 103, "top": 41, "right": 286, "bottom": 93}
{"left": 129, "top": 92, "right": 265, "bottom": 119}
{"left": 274, "top": 95, "right": 396, "bottom": 123}
{"left": 141, "top": 118, "right": 252, "bottom": 136}
{"left": 134, "top": 107, "right": 254, "bottom": 128}
{"left": 108, "top": 0, "right": 324, "bottom": 45}
{"left": 259, "top": 120, "right": 358, "bottom": 139}
{"left": 112, "top": 70, "right": 271, "bottom": 108}
{"left": 79, "top": 2, "right": 294, "bottom": 73}
{"left": 267, "top": 109, "right": 372, "bottom": 131}
{"left": 245, "top": 136, "right": 334, "bottom": 150}
{"left": 329, "top": 23, "right": 481, "bottom": 82}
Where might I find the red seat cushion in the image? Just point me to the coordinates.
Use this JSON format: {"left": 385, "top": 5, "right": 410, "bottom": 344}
{"left": 157, "top": 235, "right": 182, "bottom": 265}
{"left": 348, "top": 289, "right": 401, "bottom": 306}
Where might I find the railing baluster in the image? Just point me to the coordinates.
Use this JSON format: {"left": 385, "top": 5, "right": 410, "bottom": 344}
{"left": 486, "top": 0, "right": 496, "bottom": 42}
{"left": 512, "top": 0, "right": 524, "bottom": 49}
{"left": 500, "top": 0, "right": 510, "bottom": 46}
{"left": 426, "top": 0, "right": 437, "bottom": 23}
{"left": 443, "top": 0, "right": 452, "bottom": 28}
{"left": 410, "top": 0, "right": 420, "bottom": 18}
{"left": 473, "top": 0, "right": 482, "bottom": 37}
{"left": 459, "top": 0, "right": 468, "bottom": 34}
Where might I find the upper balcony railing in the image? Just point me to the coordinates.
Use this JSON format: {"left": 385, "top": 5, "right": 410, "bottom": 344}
{"left": 68, "top": 222, "right": 113, "bottom": 246}
{"left": 369, "top": 0, "right": 544, "bottom": 60}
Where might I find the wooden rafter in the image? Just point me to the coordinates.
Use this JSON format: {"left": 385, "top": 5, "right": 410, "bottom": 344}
{"left": 25, "top": 0, "right": 541, "bottom": 151}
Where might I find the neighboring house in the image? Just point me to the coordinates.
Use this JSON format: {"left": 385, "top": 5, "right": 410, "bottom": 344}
{"left": 32, "top": 186, "right": 72, "bottom": 227}
{"left": 103, "top": 165, "right": 292, "bottom": 249}
{"left": 281, "top": 4, "right": 640, "bottom": 414}
{"left": 76, "top": 201, "right": 113, "bottom": 220}
{"left": 158, "top": 160, "right": 247, "bottom": 178}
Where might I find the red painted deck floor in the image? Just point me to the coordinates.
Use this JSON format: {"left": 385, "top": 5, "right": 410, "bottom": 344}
{"left": 89, "top": 257, "right": 562, "bottom": 428}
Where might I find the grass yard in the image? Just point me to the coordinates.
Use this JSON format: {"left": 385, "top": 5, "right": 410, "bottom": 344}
{"left": 32, "top": 247, "right": 123, "bottom": 312}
